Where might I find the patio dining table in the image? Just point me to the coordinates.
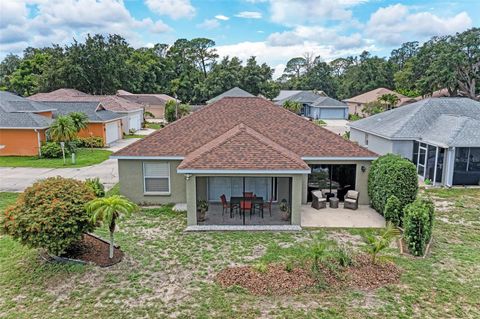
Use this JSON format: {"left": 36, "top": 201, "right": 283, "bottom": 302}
{"left": 230, "top": 196, "right": 264, "bottom": 224}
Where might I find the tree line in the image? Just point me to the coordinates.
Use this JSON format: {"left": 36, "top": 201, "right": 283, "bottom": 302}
{"left": 0, "top": 28, "right": 478, "bottom": 103}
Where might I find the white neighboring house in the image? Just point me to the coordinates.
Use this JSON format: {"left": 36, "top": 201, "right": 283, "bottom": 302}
{"left": 29, "top": 89, "right": 144, "bottom": 134}
{"left": 349, "top": 97, "right": 480, "bottom": 186}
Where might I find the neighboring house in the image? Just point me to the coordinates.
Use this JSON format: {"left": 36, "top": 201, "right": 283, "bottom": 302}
{"left": 111, "top": 97, "right": 377, "bottom": 229}
{"left": 206, "top": 87, "right": 254, "bottom": 104}
{"left": 46, "top": 101, "right": 125, "bottom": 145}
{"left": 343, "top": 88, "right": 415, "bottom": 117}
{"left": 350, "top": 98, "right": 480, "bottom": 186}
{"left": 116, "top": 90, "right": 177, "bottom": 121}
{"left": 274, "top": 91, "right": 348, "bottom": 120}
{"left": 273, "top": 90, "right": 326, "bottom": 103}
{"left": 0, "top": 91, "right": 53, "bottom": 156}
{"left": 29, "top": 89, "right": 144, "bottom": 134}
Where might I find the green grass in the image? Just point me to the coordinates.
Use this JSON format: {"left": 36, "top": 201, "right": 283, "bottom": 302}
{"left": 0, "top": 188, "right": 479, "bottom": 318}
{"left": 0, "top": 148, "right": 112, "bottom": 168}
{"left": 145, "top": 122, "right": 163, "bottom": 130}
{"left": 123, "top": 134, "right": 145, "bottom": 139}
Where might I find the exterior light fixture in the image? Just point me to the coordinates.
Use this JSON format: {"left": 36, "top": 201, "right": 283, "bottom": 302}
{"left": 361, "top": 165, "right": 366, "bottom": 173}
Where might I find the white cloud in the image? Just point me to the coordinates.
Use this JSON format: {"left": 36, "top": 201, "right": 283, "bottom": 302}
{"left": 215, "top": 15, "right": 229, "bottom": 21}
{"left": 267, "top": 26, "right": 365, "bottom": 50}
{"left": 366, "top": 4, "right": 472, "bottom": 45}
{"left": 235, "top": 11, "right": 262, "bottom": 19}
{"left": 145, "top": 0, "right": 195, "bottom": 19}
{"left": 197, "top": 19, "right": 220, "bottom": 30}
{"left": 0, "top": 1, "right": 28, "bottom": 28}
{"left": 268, "top": 0, "right": 367, "bottom": 25}
{"left": 150, "top": 20, "right": 172, "bottom": 33}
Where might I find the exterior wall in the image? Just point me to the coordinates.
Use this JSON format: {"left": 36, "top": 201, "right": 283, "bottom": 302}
{"left": 118, "top": 159, "right": 186, "bottom": 204}
{"left": 120, "top": 110, "right": 143, "bottom": 134}
{"left": 78, "top": 123, "right": 106, "bottom": 142}
{"left": 310, "top": 107, "right": 348, "bottom": 120}
{"left": 277, "top": 177, "right": 290, "bottom": 202}
{"left": 0, "top": 129, "right": 46, "bottom": 156}
{"left": 145, "top": 104, "right": 165, "bottom": 120}
{"left": 392, "top": 140, "right": 413, "bottom": 160}
{"left": 347, "top": 102, "right": 365, "bottom": 116}
{"left": 303, "top": 160, "right": 372, "bottom": 205}
{"left": 350, "top": 128, "right": 393, "bottom": 156}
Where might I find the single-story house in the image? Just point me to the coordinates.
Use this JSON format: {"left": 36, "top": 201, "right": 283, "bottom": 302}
{"left": 0, "top": 91, "right": 53, "bottom": 156}
{"left": 29, "top": 89, "right": 144, "bottom": 134}
{"left": 116, "top": 90, "right": 177, "bottom": 121}
{"left": 206, "top": 87, "right": 254, "bottom": 104}
{"left": 46, "top": 101, "right": 125, "bottom": 145}
{"left": 349, "top": 97, "right": 480, "bottom": 186}
{"left": 274, "top": 91, "right": 349, "bottom": 120}
{"left": 112, "top": 97, "right": 377, "bottom": 229}
{"left": 273, "top": 90, "right": 326, "bottom": 103}
{"left": 343, "top": 88, "right": 415, "bottom": 117}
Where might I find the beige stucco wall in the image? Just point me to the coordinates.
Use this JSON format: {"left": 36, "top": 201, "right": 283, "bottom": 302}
{"left": 303, "top": 160, "right": 372, "bottom": 205}
{"left": 117, "top": 159, "right": 186, "bottom": 205}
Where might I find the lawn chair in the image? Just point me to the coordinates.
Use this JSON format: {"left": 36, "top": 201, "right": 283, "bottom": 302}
{"left": 311, "top": 190, "right": 327, "bottom": 209}
{"left": 344, "top": 190, "right": 359, "bottom": 210}
{"left": 220, "top": 194, "right": 238, "bottom": 217}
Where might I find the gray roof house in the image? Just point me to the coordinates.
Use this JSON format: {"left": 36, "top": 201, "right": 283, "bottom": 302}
{"left": 349, "top": 97, "right": 480, "bottom": 186}
{"left": 45, "top": 101, "right": 125, "bottom": 123}
{"left": 274, "top": 91, "right": 348, "bottom": 120}
{"left": 206, "top": 87, "right": 254, "bottom": 104}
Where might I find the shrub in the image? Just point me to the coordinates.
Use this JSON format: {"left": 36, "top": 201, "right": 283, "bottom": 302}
{"left": 364, "top": 222, "right": 400, "bottom": 264}
{"left": 76, "top": 136, "right": 104, "bottom": 148}
{"left": 41, "top": 142, "right": 64, "bottom": 158}
{"left": 85, "top": 177, "right": 105, "bottom": 197}
{"left": 368, "top": 154, "right": 418, "bottom": 215}
{"left": 384, "top": 195, "right": 403, "bottom": 226}
{"left": 252, "top": 261, "right": 268, "bottom": 273}
{"left": 1, "top": 177, "right": 96, "bottom": 255}
{"left": 403, "top": 198, "right": 435, "bottom": 256}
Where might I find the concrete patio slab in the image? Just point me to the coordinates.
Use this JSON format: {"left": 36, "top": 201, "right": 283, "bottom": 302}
{"left": 301, "top": 204, "right": 385, "bottom": 228}
{"left": 103, "top": 138, "right": 141, "bottom": 152}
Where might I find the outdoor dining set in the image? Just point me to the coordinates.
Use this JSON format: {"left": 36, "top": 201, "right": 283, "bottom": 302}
{"left": 220, "top": 192, "right": 273, "bottom": 219}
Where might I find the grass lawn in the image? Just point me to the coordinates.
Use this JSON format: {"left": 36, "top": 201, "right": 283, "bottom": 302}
{"left": 145, "top": 122, "right": 163, "bottom": 130}
{"left": 0, "top": 188, "right": 479, "bottom": 318}
{"left": 0, "top": 148, "right": 112, "bottom": 168}
{"left": 123, "top": 134, "right": 145, "bottom": 139}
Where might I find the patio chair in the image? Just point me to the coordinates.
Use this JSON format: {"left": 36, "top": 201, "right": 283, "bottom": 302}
{"left": 240, "top": 200, "right": 253, "bottom": 217}
{"left": 311, "top": 190, "right": 327, "bottom": 209}
{"left": 263, "top": 197, "right": 273, "bottom": 216}
{"left": 220, "top": 194, "right": 238, "bottom": 217}
{"left": 344, "top": 190, "right": 359, "bottom": 210}
{"left": 243, "top": 192, "right": 254, "bottom": 198}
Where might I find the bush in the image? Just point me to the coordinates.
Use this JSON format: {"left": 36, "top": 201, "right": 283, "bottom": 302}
{"left": 76, "top": 136, "right": 104, "bottom": 148}
{"left": 403, "top": 198, "right": 435, "bottom": 256}
{"left": 41, "top": 142, "right": 64, "bottom": 158}
{"left": 368, "top": 154, "right": 418, "bottom": 215}
{"left": 384, "top": 195, "right": 403, "bottom": 226}
{"left": 1, "top": 177, "right": 96, "bottom": 255}
{"left": 85, "top": 177, "right": 105, "bottom": 197}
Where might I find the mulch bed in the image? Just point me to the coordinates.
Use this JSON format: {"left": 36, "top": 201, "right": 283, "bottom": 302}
{"left": 60, "top": 233, "right": 124, "bottom": 267}
{"left": 215, "top": 254, "right": 401, "bottom": 295}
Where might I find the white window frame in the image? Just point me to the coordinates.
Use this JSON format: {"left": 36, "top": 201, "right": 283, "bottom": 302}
{"left": 143, "top": 162, "right": 171, "bottom": 195}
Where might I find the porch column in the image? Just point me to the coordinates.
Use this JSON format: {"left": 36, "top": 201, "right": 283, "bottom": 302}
{"left": 445, "top": 148, "right": 455, "bottom": 187}
{"left": 301, "top": 174, "right": 308, "bottom": 204}
{"left": 186, "top": 175, "right": 197, "bottom": 226}
{"left": 291, "top": 175, "right": 303, "bottom": 225}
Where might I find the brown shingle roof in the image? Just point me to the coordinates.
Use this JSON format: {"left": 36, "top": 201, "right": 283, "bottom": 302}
{"left": 178, "top": 124, "right": 310, "bottom": 171}
{"left": 29, "top": 89, "right": 143, "bottom": 112}
{"left": 114, "top": 97, "right": 376, "bottom": 160}
{"left": 343, "top": 88, "right": 408, "bottom": 104}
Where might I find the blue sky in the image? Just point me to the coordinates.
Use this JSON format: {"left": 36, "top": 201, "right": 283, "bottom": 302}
{"left": 1, "top": 0, "right": 478, "bottom": 78}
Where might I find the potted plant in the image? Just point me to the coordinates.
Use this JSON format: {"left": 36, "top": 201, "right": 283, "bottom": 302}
{"left": 279, "top": 199, "right": 290, "bottom": 221}
{"left": 197, "top": 199, "right": 209, "bottom": 222}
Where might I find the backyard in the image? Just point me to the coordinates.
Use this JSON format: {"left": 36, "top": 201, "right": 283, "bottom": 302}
{"left": 0, "top": 149, "right": 112, "bottom": 168}
{"left": 0, "top": 188, "right": 479, "bottom": 318}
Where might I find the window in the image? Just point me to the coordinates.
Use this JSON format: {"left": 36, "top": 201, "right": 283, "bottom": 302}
{"left": 365, "top": 133, "right": 369, "bottom": 146}
{"left": 143, "top": 162, "right": 170, "bottom": 194}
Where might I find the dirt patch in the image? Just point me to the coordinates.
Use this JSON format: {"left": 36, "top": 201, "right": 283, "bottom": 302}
{"left": 327, "top": 231, "right": 364, "bottom": 247}
{"left": 61, "top": 234, "right": 124, "bottom": 267}
{"left": 216, "top": 264, "right": 316, "bottom": 295}
{"left": 215, "top": 254, "right": 401, "bottom": 295}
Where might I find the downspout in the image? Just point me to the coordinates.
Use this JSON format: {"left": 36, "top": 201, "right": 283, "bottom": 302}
{"left": 35, "top": 129, "right": 42, "bottom": 157}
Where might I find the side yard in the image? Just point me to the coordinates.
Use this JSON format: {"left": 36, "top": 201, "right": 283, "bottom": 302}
{"left": 0, "top": 188, "right": 479, "bottom": 318}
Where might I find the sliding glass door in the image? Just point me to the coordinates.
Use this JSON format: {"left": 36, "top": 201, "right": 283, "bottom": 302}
{"left": 308, "top": 164, "right": 356, "bottom": 201}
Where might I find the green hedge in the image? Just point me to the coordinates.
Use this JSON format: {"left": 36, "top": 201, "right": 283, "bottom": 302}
{"left": 76, "top": 136, "right": 104, "bottom": 148}
{"left": 384, "top": 195, "right": 403, "bottom": 226}
{"left": 403, "top": 198, "right": 435, "bottom": 256}
{"left": 368, "top": 154, "right": 418, "bottom": 215}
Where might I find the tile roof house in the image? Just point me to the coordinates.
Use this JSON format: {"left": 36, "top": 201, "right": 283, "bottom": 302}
{"left": 29, "top": 89, "right": 144, "bottom": 133}
{"left": 112, "top": 97, "right": 377, "bottom": 230}
{"left": 0, "top": 91, "right": 53, "bottom": 155}
{"left": 116, "top": 90, "right": 177, "bottom": 121}
{"left": 349, "top": 97, "right": 480, "bottom": 186}
{"left": 343, "top": 88, "right": 415, "bottom": 117}
{"left": 274, "top": 91, "right": 348, "bottom": 120}
{"left": 206, "top": 87, "right": 254, "bottom": 104}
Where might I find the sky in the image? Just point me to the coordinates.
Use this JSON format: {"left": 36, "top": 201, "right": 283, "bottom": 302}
{"left": 1, "top": 0, "right": 479, "bottom": 78}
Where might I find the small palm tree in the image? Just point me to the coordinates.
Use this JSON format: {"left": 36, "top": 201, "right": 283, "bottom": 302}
{"left": 69, "top": 112, "right": 89, "bottom": 132}
{"left": 48, "top": 116, "right": 77, "bottom": 164}
{"left": 86, "top": 195, "right": 138, "bottom": 259}
{"left": 364, "top": 222, "right": 400, "bottom": 264}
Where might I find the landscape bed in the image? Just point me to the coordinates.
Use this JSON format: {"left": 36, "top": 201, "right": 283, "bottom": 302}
{"left": 0, "top": 188, "right": 479, "bottom": 318}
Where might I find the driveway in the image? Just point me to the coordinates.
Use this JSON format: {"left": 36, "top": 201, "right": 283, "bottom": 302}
{"left": 0, "top": 159, "right": 119, "bottom": 192}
